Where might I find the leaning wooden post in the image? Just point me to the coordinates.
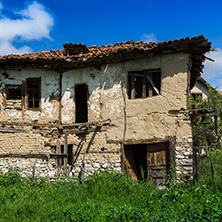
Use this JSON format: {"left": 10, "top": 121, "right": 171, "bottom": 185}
{"left": 32, "top": 165, "right": 35, "bottom": 179}
{"left": 214, "top": 115, "right": 218, "bottom": 135}
{"left": 196, "top": 152, "right": 200, "bottom": 182}
{"left": 211, "top": 161, "right": 215, "bottom": 185}
{"left": 63, "top": 134, "right": 68, "bottom": 175}
{"left": 56, "top": 138, "right": 61, "bottom": 176}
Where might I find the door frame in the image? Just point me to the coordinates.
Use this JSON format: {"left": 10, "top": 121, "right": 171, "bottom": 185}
{"left": 123, "top": 138, "right": 175, "bottom": 182}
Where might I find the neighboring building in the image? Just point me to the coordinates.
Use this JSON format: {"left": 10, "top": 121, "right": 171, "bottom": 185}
{"left": 0, "top": 36, "right": 211, "bottom": 185}
{"left": 191, "top": 77, "right": 209, "bottom": 101}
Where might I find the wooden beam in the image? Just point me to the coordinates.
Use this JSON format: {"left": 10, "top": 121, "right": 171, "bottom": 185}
{"left": 131, "top": 75, "right": 135, "bottom": 99}
{"left": 56, "top": 139, "right": 61, "bottom": 176}
{"left": 146, "top": 74, "right": 160, "bottom": 95}
{"left": 0, "top": 153, "right": 67, "bottom": 158}
{"left": 142, "top": 72, "right": 146, "bottom": 98}
{"left": 147, "top": 72, "right": 153, "bottom": 97}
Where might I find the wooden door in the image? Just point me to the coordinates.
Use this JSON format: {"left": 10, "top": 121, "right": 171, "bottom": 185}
{"left": 147, "top": 143, "right": 169, "bottom": 186}
{"left": 124, "top": 148, "right": 138, "bottom": 180}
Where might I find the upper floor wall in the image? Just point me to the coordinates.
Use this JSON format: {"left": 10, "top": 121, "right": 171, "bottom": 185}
{"left": 0, "top": 53, "right": 190, "bottom": 125}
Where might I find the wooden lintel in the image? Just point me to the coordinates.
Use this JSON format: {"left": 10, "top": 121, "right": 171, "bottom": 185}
{"left": 124, "top": 138, "right": 171, "bottom": 145}
{"left": 0, "top": 153, "right": 67, "bottom": 158}
{"left": 190, "top": 110, "right": 218, "bottom": 119}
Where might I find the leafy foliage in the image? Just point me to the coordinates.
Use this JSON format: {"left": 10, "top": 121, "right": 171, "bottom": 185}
{"left": 190, "top": 87, "right": 222, "bottom": 152}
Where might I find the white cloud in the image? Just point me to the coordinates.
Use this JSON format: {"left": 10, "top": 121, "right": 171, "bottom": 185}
{"left": 0, "top": 1, "right": 54, "bottom": 55}
{"left": 202, "top": 49, "right": 222, "bottom": 89}
{"left": 140, "top": 33, "right": 158, "bottom": 43}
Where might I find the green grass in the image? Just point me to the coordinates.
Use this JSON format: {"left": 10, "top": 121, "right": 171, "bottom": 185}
{"left": 0, "top": 167, "right": 222, "bottom": 221}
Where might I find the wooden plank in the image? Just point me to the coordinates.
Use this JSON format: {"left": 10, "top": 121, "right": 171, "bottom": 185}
{"left": 21, "top": 81, "right": 26, "bottom": 110}
{"left": 0, "top": 128, "right": 26, "bottom": 133}
{"left": 148, "top": 72, "right": 153, "bottom": 97}
{"left": 146, "top": 74, "right": 160, "bottom": 95}
{"left": 56, "top": 139, "right": 61, "bottom": 176}
{"left": 125, "top": 138, "right": 170, "bottom": 145}
{"left": 211, "top": 161, "right": 215, "bottom": 185}
{"left": 63, "top": 134, "right": 68, "bottom": 174}
{"left": 131, "top": 75, "right": 135, "bottom": 99}
{"left": 147, "top": 151, "right": 151, "bottom": 181}
{"left": 142, "top": 72, "right": 146, "bottom": 98}
{"left": 124, "top": 149, "right": 138, "bottom": 180}
{"left": 150, "top": 171, "right": 165, "bottom": 178}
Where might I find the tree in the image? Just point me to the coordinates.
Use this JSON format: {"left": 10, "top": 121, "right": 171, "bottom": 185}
{"left": 190, "top": 87, "right": 222, "bottom": 154}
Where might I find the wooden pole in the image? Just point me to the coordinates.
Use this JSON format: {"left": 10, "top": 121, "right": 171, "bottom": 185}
{"left": 56, "top": 138, "right": 61, "bottom": 176}
{"left": 63, "top": 134, "right": 68, "bottom": 175}
{"left": 211, "top": 160, "right": 215, "bottom": 185}
{"left": 32, "top": 165, "right": 35, "bottom": 179}
{"left": 142, "top": 72, "right": 146, "bottom": 98}
{"left": 196, "top": 152, "right": 200, "bottom": 182}
{"left": 131, "top": 75, "right": 135, "bottom": 99}
{"left": 214, "top": 116, "right": 218, "bottom": 135}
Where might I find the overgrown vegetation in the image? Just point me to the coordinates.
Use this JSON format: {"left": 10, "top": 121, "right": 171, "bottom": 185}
{"left": 189, "top": 87, "right": 222, "bottom": 152}
{"left": 1, "top": 86, "right": 222, "bottom": 221}
{"left": 0, "top": 169, "right": 222, "bottom": 221}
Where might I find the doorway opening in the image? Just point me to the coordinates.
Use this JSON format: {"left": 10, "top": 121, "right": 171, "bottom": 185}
{"left": 124, "top": 142, "right": 169, "bottom": 185}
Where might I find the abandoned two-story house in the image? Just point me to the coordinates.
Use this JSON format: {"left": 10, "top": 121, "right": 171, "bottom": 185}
{"left": 0, "top": 36, "right": 211, "bottom": 185}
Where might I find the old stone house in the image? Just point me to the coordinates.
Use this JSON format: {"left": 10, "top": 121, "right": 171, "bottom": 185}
{"left": 0, "top": 36, "right": 211, "bottom": 185}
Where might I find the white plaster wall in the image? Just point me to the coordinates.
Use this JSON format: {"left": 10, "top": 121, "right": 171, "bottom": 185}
{"left": 0, "top": 68, "right": 60, "bottom": 123}
{"left": 191, "top": 82, "right": 208, "bottom": 99}
{"left": 62, "top": 67, "right": 101, "bottom": 123}
{"left": 61, "top": 53, "right": 190, "bottom": 142}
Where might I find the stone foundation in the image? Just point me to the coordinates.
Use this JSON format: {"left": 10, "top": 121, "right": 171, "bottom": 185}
{"left": 0, "top": 154, "right": 122, "bottom": 178}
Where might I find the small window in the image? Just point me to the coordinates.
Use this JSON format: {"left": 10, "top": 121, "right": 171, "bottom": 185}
{"left": 191, "top": 93, "right": 202, "bottom": 101}
{"left": 128, "top": 70, "right": 161, "bottom": 99}
{"left": 26, "top": 78, "right": 41, "bottom": 109}
{"left": 6, "top": 85, "right": 22, "bottom": 100}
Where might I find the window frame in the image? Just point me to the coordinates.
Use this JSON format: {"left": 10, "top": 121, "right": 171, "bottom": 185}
{"left": 127, "top": 69, "right": 161, "bottom": 99}
{"left": 6, "top": 84, "right": 22, "bottom": 100}
{"left": 26, "top": 78, "right": 41, "bottom": 110}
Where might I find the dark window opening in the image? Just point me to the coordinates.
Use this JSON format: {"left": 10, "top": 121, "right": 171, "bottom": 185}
{"left": 6, "top": 85, "right": 22, "bottom": 100}
{"left": 26, "top": 78, "right": 41, "bottom": 109}
{"left": 124, "top": 142, "right": 169, "bottom": 186}
{"left": 75, "top": 84, "right": 88, "bottom": 123}
{"left": 128, "top": 70, "right": 161, "bottom": 99}
{"left": 191, "top": 93, "right": 202, "bottom": 101}
{"left": 60, "top": 144, "right": 73, "bottom": 165}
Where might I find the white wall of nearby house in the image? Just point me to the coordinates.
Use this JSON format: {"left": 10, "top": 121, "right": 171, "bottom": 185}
{"left": 191, "top": 81, "right": 208, "bottom": 100}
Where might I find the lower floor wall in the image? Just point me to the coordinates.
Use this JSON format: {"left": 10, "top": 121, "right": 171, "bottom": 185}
{"left": 0, "top": 153, "right": 122, "bottom": 178}
{"left": 0, "top": 115, "right": 193, "bottom": 183}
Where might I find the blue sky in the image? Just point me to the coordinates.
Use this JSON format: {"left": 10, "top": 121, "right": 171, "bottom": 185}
{"left": 0, "top": 0, "right": 222, "bottom": 88}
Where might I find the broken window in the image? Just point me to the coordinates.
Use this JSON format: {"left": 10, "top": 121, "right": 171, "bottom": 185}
{"left": 128, "top": 69, "right": 161, "bottom": 99}
{"left": 6, "top": 85, "right": 22, "bottom": 100}
{"left": 26, "top": 78, "right": 41, "bottom": 109}
{"left": 75, "top": 84, "right": 88, "bottom": 123}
